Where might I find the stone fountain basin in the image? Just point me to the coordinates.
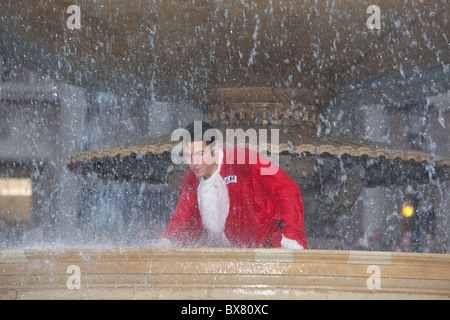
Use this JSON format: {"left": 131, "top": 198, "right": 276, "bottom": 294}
{"left": 1, "top": 248, "right": 449, "bottom": 299}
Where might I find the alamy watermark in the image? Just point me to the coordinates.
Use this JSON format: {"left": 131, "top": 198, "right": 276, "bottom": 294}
{"left": 366, "top": 265, "right": 381, "bottom": 290}
{"left": 170, "top": 121, "right": 280, "bottom": 176}
{"left": 366, "top": 5, "right": 381, "bottom": 30}
{"left": 66, "top": 264, "right": 81, "bottom": 290}
{"left": 64, "top": 4, "right": 380, "bottom": 31}
{"left": 66, "top": 5, "right": 81, "bottom": 30}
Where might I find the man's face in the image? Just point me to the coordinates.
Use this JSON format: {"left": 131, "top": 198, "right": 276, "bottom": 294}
{"left": 183, "top": 140, "right": 219, "bottom": 179}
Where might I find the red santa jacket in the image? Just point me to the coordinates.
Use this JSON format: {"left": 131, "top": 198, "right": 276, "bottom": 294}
{"left": 162, "top": 146, "right": 308, "bottom": 248}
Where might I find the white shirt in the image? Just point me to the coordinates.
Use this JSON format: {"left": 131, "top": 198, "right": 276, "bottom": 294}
{"left": 197, "top": 149, "right": 231, "bottom": 246}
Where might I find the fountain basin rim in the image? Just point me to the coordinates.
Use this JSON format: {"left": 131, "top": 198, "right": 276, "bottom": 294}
{"left": 1, "top": 248, "right": 449, "bottom": 300}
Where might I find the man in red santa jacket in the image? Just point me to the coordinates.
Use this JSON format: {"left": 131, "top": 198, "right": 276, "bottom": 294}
{"left": 160, "top": 121, "right": 307, "bottom": 249}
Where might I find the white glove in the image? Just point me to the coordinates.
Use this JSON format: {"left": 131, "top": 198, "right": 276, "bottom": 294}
{"left": 281, "top": 235, "right": 304, "bottom": 249}
{"left": 155, "top": 237, "right": 174, "bottom": 248}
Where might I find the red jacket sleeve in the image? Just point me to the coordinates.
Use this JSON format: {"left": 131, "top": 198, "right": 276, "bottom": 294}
{"left": 161, "top": 172, "right": 203, "bottom": 246}
{"left": 254, "top": 150, "right": 308, "bottom": 249}
{"left": 274, "top": 182, "right": 307, "bottom": 248}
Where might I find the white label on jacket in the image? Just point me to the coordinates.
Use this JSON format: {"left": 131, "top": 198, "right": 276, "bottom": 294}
{"left": 224, "top": 175, "right": 237, "bottom": 184}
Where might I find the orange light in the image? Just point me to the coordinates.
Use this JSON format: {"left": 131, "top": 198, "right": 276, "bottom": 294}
{"left": 402, "top": 205, "right": 414, "bottom": 217}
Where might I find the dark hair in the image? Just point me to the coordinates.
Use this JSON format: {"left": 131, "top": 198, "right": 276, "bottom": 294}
{"left": 184, "top": 121, "right": 217, "bottom": 146}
